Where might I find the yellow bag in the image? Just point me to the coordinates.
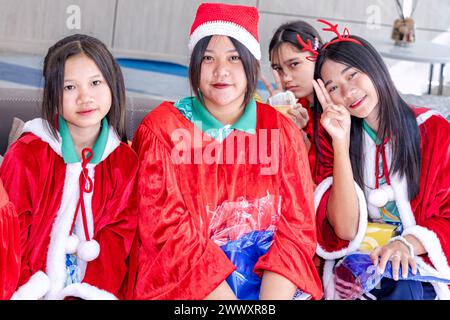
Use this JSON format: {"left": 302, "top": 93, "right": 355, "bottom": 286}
{"left": 359, "top": 222, "right": 397, "bottom": 253}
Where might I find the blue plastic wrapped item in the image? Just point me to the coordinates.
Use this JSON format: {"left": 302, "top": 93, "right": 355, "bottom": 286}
{"left": 220, "top": 230, "right": 274, "bottom": 300}
{"left": 208, "top": 194, "right": 311, "bottom": 300}
{"left": 208, "top": 194, "right": 280, "bottom": 300}
{"left": 334, "top": 253, "right": 450, "bottom": 299}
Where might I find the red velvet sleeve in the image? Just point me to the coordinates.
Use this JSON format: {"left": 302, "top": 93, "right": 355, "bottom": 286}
{"left": 313, "top": 126, "right": 352, "bottom": 254}
{"left": 405, "top": 114, "right": 450, "bottom": 274}
{"left": 253, "top": 117, "right": 323, "bottom": 300}
{"left": 0, "top": 180, "right": 20, "bottom": 300}
{"left": 130, "top": 123, "right": 235, "bottom": 300}
{"left": 82, "top": 146, "right": 139, "bottom": 297}
{"left": 0, "top": 138, "right": 37, "bottom": 285}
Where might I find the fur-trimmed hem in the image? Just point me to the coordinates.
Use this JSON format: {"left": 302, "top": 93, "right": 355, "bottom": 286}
{"left": 314, "top": 177, "right": 368, "bottom": 260}
{"left": 55, "top": 282, "right": 118, "bottom": 300}
{"left": 11, "top": 271, "right": 50, "bottom": 300}
{"left": 403, "top": 225, "right": 450, "bottom": 278}
{"left": 322, "top": 260, "right": 337, "bottom": 300}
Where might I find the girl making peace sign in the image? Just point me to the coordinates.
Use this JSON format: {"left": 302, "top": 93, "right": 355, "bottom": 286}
{"left": 312, "top": 31, "right": 450, "bottom": 299}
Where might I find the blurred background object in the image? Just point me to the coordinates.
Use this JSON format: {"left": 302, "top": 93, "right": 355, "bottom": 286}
{"left": 0, "top": 0, "right": 449, "bottom": 99}
{"left": 391, "top": 0, "right": 418, "bottom": 46}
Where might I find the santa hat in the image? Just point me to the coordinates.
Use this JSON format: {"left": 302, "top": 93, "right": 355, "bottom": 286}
{"left": 188, "top": 3, "right": 261, "bottom": 60}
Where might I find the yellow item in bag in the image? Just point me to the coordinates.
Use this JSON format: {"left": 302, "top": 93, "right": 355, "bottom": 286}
{"left": 359, "top": 222, "right": 397, "bottom": 253}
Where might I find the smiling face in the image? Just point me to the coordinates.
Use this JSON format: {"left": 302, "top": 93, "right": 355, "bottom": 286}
{"left": 271, "top": 42, "right": 315, "bottom": 99}
{"left": 199, "top": 35, "right": 248, "bottom": 111}
{"left": 321, "top": 59, "right": 380, "bottom": 123}
{"left": 61, "top": 54, "right": 112, "bottom": 131}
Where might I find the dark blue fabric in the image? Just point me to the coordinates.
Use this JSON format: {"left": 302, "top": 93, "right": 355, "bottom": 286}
{"left": 369, "top": 278, "right": 436, "bottom": 300}
{"left": 220, "top": 230, "right": 274, "bottom": 300}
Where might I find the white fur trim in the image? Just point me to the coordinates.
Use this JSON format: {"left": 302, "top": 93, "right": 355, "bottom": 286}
{"left": 22, "top": 118, "right": 121, "bottom": 162}
{"left": 188, "top": 21, "right": 261, "bottom": 60}
{"left": 389, "top": 173, "right": 416, "bottom": 228}
{"left": 403, "top": 225, "right": 450, "bottom": 279}
{"left": 361, "top": 129, "right": 416, "bottom": 228}
{"left": 22, "top": 118, "right": 62, "bottom": 156}
{"left": 45, "top": 163, "right": 83, "bottom": 299}
{"left": 20, "top": 118, "right": 122, "bottom": 299}
{"left": 416, "top": 110, "right": 443, "bottom": 126}
{"left": 45, "top": 162, "right": 98, "bottom": 299}
{"left": 314, "top": 177, "right": 369, "bottom": 260}
{"left": 322, "top": 260, "right": 337, "bottom": 300}
{"left": 55, "top": 282, "right": 117, "bottom": 300}
{"left": 11, "top": 271, "right": 50, "bottom": 300}
{"left": 362, "top": 132, "right": 381, "bottom": 219}
{"left": 412, "top": 256, "right": 450, "bottom": 300}
{"left": 362, "top": 131, "right": 383, "bottom": 219}
{"left": 316, "top": 110, "right": 450, "bottom": 300}
{"left": 103, "top": 127, "right": 121, "bottom": 162}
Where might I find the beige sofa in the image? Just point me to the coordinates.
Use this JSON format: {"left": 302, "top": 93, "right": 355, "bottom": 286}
{"left": 1, "top": 88, "right": 449, "bottom": 159}
{"left": 0, "top": 88, "right": 165, "bottom": 157}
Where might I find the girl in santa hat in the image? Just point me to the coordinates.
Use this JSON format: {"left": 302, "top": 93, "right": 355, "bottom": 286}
{"left": 126, "top": 2, "right": 322, "bottom": 300}
{"left": 262, "top": 21, "right": 323, "bottom": 178}
{"left": 311, "top": 28, "right": 450, "bottom": 299}
{"left": 0, "top": 34, "right": 138, "bottom": 299}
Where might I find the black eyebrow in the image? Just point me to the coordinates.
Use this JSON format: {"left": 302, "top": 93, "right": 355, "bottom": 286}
{"left": 204, "top": 49, "right": 238, "bottom": 53}
{"left": 341, "top": 66, "right": 352, "bottom": 75}
{"left": 284, "top": 58, "right": 300, "bottom": 64}
{"left": 324, "top": 66, "right": 353, "bottom": 87}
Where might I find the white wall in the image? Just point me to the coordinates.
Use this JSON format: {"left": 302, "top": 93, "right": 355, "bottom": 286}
{"left": 1, "top": 0, "right": 449, "bottom": 94}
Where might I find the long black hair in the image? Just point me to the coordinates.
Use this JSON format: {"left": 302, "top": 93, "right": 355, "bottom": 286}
{"left": 314, "top": 35, "right": 421, "bottom": 199}
{"left": 268, "top": 20, "right": 323, "bottom": 62}
{"left": 42, "top": 34, "right": 127, "bottom": 142}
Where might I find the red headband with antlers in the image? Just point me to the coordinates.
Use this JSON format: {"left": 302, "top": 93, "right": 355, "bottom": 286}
{"left": 296, "top": 19, "right": 363, "bottom": 62}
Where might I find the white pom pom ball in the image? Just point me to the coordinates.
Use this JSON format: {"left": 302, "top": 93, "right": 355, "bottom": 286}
{"left": 77, "top": 239, "right": 100, "bottom": 262}
{"left": 380, "top": 184, "right": 395, "bottom": 202}
{"left": 368, "top": 188, "right": 388, "bottom": 208}
{"left": 65, "top": 234, "right": 80, "bottom": 254}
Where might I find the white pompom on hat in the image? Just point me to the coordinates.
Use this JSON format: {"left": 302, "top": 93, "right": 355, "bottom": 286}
{"left": 188, "top": 2, "right": 261, "bottom": 60}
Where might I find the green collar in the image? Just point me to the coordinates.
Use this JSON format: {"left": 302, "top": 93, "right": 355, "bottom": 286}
{"left": 59, "top": 115, "right": 109, "bottom": 164}
{"left": 191, "top": 97, "right": 256, "bottom": 135}
{"left": 362, "top": 120, "right": 381, "bottom": 145}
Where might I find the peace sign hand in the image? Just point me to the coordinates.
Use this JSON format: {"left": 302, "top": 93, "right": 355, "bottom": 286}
{"left": 261, "top": 69, "right": 285, "bottom": 98}
{"left": 312, "top": 79, "right": 351, "bottom": 149}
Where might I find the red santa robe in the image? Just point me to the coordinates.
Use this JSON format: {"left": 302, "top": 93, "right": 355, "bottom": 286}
{"left": 126, "top": 101, "right": 323, "bottom": 300}
{"left": 0, "top": 179, "right": 20, "bottom": 300}
{"left": 314, "top": 108, "right": 450, "bottom": 299}
{"left": 0, "top": 118, "right": 138, "bottom": 300}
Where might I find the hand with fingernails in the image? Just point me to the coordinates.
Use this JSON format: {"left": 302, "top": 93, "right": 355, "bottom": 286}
{"left": 287, "top": 104, "right": 310, "bottom": 130}
{"left": 312, "top": 79, "right": 351, "bottom": 149}
{"left": 369, "top": 240, "right": 417, "bottom": 281}
{"left": 261, "top": 70, "right": 310, "bottom": 130}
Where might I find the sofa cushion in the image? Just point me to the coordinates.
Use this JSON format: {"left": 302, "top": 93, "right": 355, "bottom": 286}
{"left": 0, "top": 88, "right": 163, "bottom": 156}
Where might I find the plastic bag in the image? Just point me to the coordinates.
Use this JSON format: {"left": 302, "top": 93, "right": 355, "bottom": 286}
{"left": 334, "top": 252, "right": 450, "bottom": 300}
{"left": 207, "top": 193, "right": 280, "bottom": 299}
